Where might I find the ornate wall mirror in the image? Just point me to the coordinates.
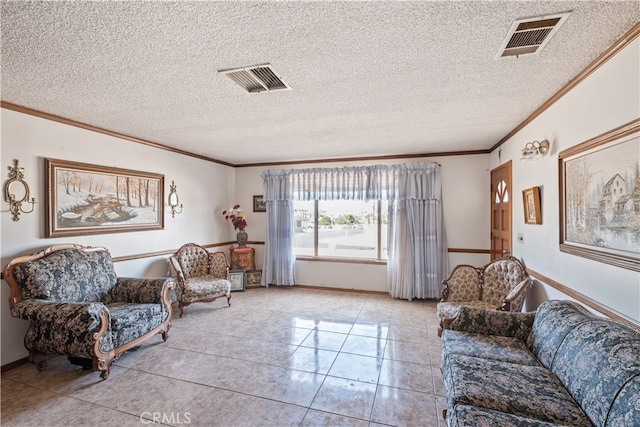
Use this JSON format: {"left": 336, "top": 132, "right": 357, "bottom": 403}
{"left": 168, "top": 180, "right": 183, "bottom": 218}
{"left": 4, "top": 159, "right": 36, "bottom": 221}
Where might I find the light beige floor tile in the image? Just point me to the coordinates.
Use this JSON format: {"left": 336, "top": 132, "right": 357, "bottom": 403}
{"left": 341, "top": 335, "right": 387, "bottom": 358}
{"left": 173, "top": 387, "right": 252, "bottom": 427}
{"left": 384, "top": 338, "right": 431, "bottom": 365}
{"left": 370, "top": 385, "right": 440, "bottom": 426}
{"left": 349, "top": 321, "right": 390, "bottom": 339}
{"left": 300, "top": 330, "right": 348, "bottom": 351}
{"left": 2, "top": 288, "right": 444, "bottom": 426}
{"left": 252, "top": 366, "right": 325, "bottom": 406}
{"left": 310, "top": 376, "right": 377, "bottom": 420}
{"left": 278, "top": 346, "right": 339, "bottom": 374}
{"left": 231, "top": 396, "right": 308, "bottom": 427}
{"left": 69, "top": 368, "right": 209, "bottom": 416}
{"left": 301, "top": 409, "right": 370, "bottom": 426}
{"left": 328, "top": 353, "right": 383, "bottom": 383}
{"left": 378, "top": 358, "right": 436, "bottom": 393}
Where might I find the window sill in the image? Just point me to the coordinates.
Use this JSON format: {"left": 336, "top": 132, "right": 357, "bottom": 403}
{"left": 295, "top": 256, "right": 387, "bottom": 266}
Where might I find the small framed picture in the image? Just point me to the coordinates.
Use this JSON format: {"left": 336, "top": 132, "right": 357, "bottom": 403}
{"left": 253, "top": 195, "right": 266, "bottom": 212}
{"left": 246, "top": 270, "right": 262, "bottom": 287}
{"left": 229, "top": 270, "right": 246, "bottom": 291}
{"left": 522, "top": 186, "right": 542, "bottom": 225}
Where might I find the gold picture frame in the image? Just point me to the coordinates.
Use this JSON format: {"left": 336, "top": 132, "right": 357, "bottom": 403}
{"left": 522, "top": 186, "right": 542, "bottom": 225}
{"left": 45, "top": 158, "right": 164, "bottom": 238}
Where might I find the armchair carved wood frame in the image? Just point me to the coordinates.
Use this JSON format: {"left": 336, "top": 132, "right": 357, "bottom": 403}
{"left": 3, "top": 244, "right": 174, "bottom": 379}
{"left": 437, "top": 256, "right": 532, "bottom": 337}
{"left": 169, "top": 243, "right": 232, "bottom": 318}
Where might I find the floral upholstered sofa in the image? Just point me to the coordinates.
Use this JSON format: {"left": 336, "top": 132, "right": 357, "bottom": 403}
{"left": 3, "top": 244, "right": 174, "bottom": 379}
{"left": 441, "top": 300, "right": 640, "bottom": 427}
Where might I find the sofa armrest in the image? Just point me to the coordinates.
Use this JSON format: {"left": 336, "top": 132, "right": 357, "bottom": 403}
{"left": 104, "top": 277, "right": 175, "bottom": 305}
{"left": 12, "top": 299, "right": 106, "bottom": 329}
{"left": 444, "top": 305, "right": 535, "bottom": 341}
{"left": 11, "top": 299, "right": 114, "bottom": 358}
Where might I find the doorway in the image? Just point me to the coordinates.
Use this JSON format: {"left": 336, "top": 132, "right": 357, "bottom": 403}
{"left": 490, "top": 161, "right": 513, "bottom": 261}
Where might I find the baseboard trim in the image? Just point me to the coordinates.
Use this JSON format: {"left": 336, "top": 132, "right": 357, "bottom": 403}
{"left": 1, "top": 356, "right": 28, "bottom": 372}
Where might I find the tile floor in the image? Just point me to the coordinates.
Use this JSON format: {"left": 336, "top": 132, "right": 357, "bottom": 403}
{"left": 1, "top": 287, "right": 447, "bottom": 426}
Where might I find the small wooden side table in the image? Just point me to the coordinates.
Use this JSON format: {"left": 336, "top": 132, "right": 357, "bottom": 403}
{"left": 230, "top": 247, "right": 256, "bottom": 271}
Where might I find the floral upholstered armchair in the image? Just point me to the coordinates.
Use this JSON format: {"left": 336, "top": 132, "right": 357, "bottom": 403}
{"left": 169, "top": 243, "right": 232, "bottom": 317}
{"left": 436, "top": 256, "right": 531, "bottom": 336}
{"left": 2, "top": 244, "right": 174, "bottom": 379}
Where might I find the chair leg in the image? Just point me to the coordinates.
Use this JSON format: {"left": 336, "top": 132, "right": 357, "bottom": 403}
{"left": 178, "top": 303, "right": 185, "bottom": 318}
{"left": 226, "top": 295, "right": 231, "bottom": 307}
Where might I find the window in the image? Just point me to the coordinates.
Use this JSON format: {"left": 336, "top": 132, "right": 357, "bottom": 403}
{"left": 293, "top": 200, "right": 387, "bottom": 260}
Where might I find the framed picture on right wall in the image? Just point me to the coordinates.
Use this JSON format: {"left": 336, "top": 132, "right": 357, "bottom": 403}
{"left": 558, "top": 118, "right": 640, "bottom": 272}
{"left": 522, "top": 186, "right": 542, "bottom": 225}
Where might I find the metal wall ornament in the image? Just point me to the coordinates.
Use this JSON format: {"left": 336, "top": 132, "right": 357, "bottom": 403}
{"left": 167, "top": 180, "right": 183, "bottom": 218}
{"left": 4, "top": 159, "right": 36, "bottom": 221}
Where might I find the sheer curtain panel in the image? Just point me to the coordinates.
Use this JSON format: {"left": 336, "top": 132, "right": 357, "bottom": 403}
{"left": 261, "top": 170, "right": 296, "bottom": 286}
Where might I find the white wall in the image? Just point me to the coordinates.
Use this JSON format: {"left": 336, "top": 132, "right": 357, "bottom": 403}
{"left": 489, "top": 38, "right": 640, "bottom": 321}
{"left": 1, "top": 108, "right": 236, "bottom": 365}
{"left": 234, "top": 154, "right": 490, "bottom": 293}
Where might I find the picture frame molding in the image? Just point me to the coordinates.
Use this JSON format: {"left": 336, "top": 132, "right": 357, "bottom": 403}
{"left": 558, "top": 118, "right": 640, "bottom": 272}
{"left": 253, "top": 195, "right": 266, "bottom": 212}
{"left": 45, "top": 158, "right": 164, "bottom": 238}
{"left": 229, "top": 269, "right": 246, "bottom": 291}
{"left": 522, "top": 186, "right": 542, "bottom": 225}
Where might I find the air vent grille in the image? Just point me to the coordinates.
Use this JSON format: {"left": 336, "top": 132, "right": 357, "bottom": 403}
{"left": 497, "top": 12, "right": 571, "bottom": 59}
{"left": 219, "top": 64, "right": 291, "bottom": 93}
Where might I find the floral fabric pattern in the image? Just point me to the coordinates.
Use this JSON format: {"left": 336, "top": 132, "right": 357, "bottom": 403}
{"left": 443, "top": 354, "right": 592, "bottom": 426}
{"left": 5, "top": 245, "right": 173, "bottom": 375}
{"left": 448, "top": 404, "right": 568, "bottom": 427}
{"left": 437, "top": 257, "right": 530, "bottom": 326}
{"left": 442, "top": 265, "right": 481, "bottom": 301}
{"left": 440, "top": 299, "right": 640, "bottom": 427}
{"left": 12, "top": 248, "right": 117, "bottom": 301}
{"left": 551, "top": 319, "right": 640, "bottom": 426}
{"left": 441, "top": 329, "right": 540, "bottom": 366}
{"left": 481, "top": 258, "right": 527, "bottom": 307}
{"left": 169, "top": 244, "right": 232, "bottom": 315}
{"left": 445, "top": 305, "right": 535, "bottom": 342}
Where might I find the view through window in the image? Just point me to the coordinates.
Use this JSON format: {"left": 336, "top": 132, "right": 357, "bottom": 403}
{"left": 293, "top": 200, "right": 388, "bottom": 260}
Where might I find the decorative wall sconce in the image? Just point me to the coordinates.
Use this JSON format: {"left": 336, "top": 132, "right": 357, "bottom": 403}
{"left": 167, "top": 180, "right": 183, "bottom": 218}
{"left": 4, "top": 159, "right": 37, "bottom": 221}
{"left": 520, "top": 139, "right": 550, "bottom": 162}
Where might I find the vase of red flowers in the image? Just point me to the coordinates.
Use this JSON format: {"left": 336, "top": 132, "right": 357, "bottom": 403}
{"left": 222, "top": 204, "right": 248, "bottom": 247}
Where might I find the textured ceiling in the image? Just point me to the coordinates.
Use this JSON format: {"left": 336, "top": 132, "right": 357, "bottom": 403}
{"left": 2, "top": 1, "right": 639, "bottom": 165}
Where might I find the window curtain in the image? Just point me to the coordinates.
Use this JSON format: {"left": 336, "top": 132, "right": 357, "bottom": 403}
{"left": 384, "top": 163, "right": 448, "bottom": 299}
{"left": 261, "top": 170, "right": 296, "bottom": 286}
{"left": 261, "top": 163, "right": 448, "bottom": 298}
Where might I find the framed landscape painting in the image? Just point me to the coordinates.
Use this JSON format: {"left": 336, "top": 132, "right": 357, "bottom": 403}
{"left": 45, "top": 158, "right": 164, "bottom": 237}
{"left": 558, "top": 119, "right": 640, "bottom": 272}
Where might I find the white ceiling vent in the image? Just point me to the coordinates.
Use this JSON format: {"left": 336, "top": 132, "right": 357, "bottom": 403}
{"left": 219, "top": 64, "right": 291, "bottom": 93}
{"left": 496, "top": 12, "right": 571, "bottom": 59}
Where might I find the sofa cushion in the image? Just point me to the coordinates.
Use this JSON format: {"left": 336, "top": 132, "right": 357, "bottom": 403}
{"left": 551, "top": 319, "right": 640, "bottom": 427}
{"left": 441, "top": 330, "right": 540, "bottom": 366}
{"left": 12, "top": 248, "right": 117, "bottom": 302}
{"left": 442, "top": 354, "right": 592, "bottom": 426}
{"left": 447, "top": 404, "right": 569, "bottom": 427}
{"left": 107, "top": 303, "right": 167, "bottom": 348}
{"left": 529, "top": 300, "right": 593, "bottom": 368}
{"left": 606, "top": 375, "right": 640, "bottom": 427}
{"left": 182, "top": 276, "right": 231, "bottom": 300}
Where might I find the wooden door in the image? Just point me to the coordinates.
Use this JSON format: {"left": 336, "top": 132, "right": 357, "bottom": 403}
{"left": 490, "top": 161, "right": 512, "bottom": 260}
